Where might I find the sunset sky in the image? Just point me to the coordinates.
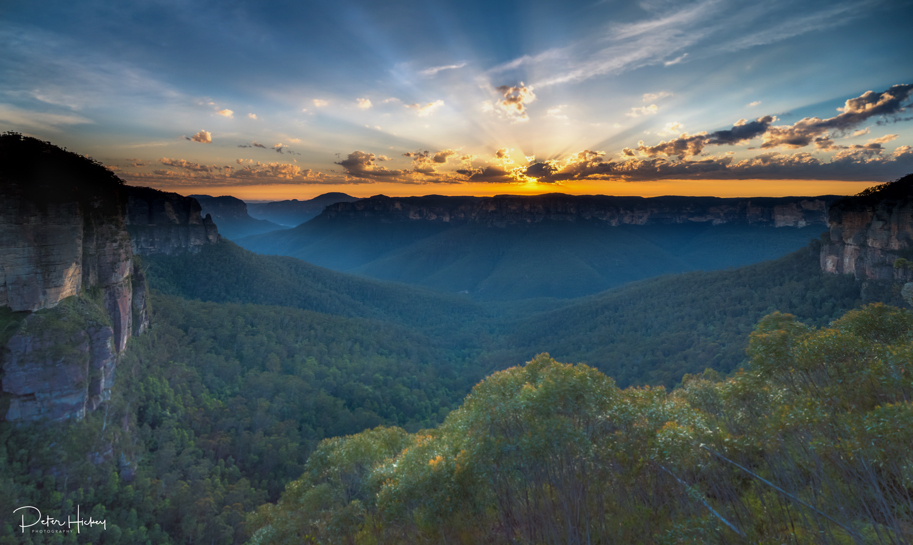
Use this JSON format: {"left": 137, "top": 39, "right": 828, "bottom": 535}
{"left": 2, "top": 0, "right": 912, "bottom": 200}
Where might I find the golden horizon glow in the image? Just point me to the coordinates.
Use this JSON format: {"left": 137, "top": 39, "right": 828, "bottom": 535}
{"left": 147, "top": 178, "right": 883, "bottom": 202}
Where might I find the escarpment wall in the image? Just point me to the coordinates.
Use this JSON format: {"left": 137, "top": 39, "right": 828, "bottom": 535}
{"left": 321, "top": 194, "right": 836, "bottom": 228}
{"left": 820, "top": 175, "right": 913, "bottom": 283}
{"left": 126, "top": 186, "right": 220, "bottom": 255}
{"left": 0, "top": 134, "right": 220, "bottom": 422}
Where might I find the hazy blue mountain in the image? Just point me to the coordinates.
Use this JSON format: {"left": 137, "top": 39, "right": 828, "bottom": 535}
{"left": 190, "top": 194, "right": 287, "bottom": 240}
{"left": 246, "top": 192, "right": 359, "bottom": 227}
{"left": 239, "top": 193, "right": 834, "bottom": 300}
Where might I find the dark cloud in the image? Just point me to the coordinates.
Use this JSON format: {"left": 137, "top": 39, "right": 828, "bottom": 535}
{"left": 457, "top": 165, "right": 514, "bottom": 183}
{"left": 707, "top": 115, "right": 775, "bottom": 145}
{"left": 627, "top": 85, "right": 912, "bottom": 160}
{"left": 433, "top": 149, "right": 457, "bottom": 163}
{"left": 403, "top": 149, "right": 459, "bottom": 175}
{"left": 524, "top": 161, "right": 560, "bottom": 180}
{"left": 337, "top": 151, "right": 408, "bottom": 179}
{"left": 624, "top": 133, "right": 709, "bottom": 159}
{"left": 761, "top": 84, "right": 913, "bottom": 149}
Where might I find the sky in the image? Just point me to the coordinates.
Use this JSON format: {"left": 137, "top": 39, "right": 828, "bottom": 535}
{"left": 2, "top": 0, "right": 913, "bottom": 200}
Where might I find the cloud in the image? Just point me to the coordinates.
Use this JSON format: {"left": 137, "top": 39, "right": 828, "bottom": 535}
{"left": 402, "top": 149, "right": 459, "bottom": 175}
{"left": 852, "top": 128, "right": 870, "bottom": 137}
{"left": 248, "top": 113, "right": 257, "bottom": 120}
{"left": 514, "top": 144, "right": 913, "bottom": 183}
{"left": 487, "top": 1, "right": 873, "bottom": 90}
{"left": 356, "top": 98, "right": 372, "bottom": 109}
{"left": 187, "top": 130, "right": 212, "bottom": 143}
{"left": 627, "top": 104, "right": 658, "bottom": 117}
{"left": 624, "top": 115, "right": 775, "bottom": 158}
{"left": 0, "top": 104, "right": 94, "bottom": 132}
{"left": 747, "top": 101, "right": 762, "bottom": 107}
{"left": 337, "top": 151, "right": 408, "bottom": 179}
{"left": 405, "top": 100, "right": 444, "bottom": 117}
{"left": 656, "top": 122, "right": 684, "bottom": 136}
{"left": 484, "top": 84, "right": 536, "bottom": 121}
{"left": 495, "top": 148, "right": 513, "bottom": 163}
{"left": 664, "top": 53, "right": 688, "bottom": 66}
{"left": 626, "top": 85, "right": 911, "bottom": 161}
{"left": 643, "top": 92, "right": 672, "bottom": 102}
{"left": 419, "top": 62, "right": 467, "bottom": 76}
{"left": 433, "top": 149, "right": 457, "bottom": 163}
{"left": 126, "top": 158, "right": 330, "bottom": 187}
{"left": 761, "top": 84, "right": 913, "bottom": 149}
{"left": 708, "top": 115, "right": 776, "bottom": 145}
{"left": 870, "top": 134, "right": 898, "bottom": 144}
{"left": 313, "top": 99, "right": 328, "bottom": 107}
{"left": 456, "top": 165, "right": 515, "bottom": 183}
{"left": 160, "top": 157, "right": 214, "bottom": 172}
{"left": 288, "top": 138, "right": 301, "bottom": 143}
{"left": 253, "top": 141, "right": 266, "bottom": 148}
{"left": 216, "top": 109, "right": 233, "bottom": 118}
{"left": 547, "top": 105, "right": 568, "bottom": 120}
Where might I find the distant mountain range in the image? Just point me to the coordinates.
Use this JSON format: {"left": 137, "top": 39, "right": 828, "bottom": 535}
{"left": 239, "top": 193, "right": 840, "bottom": 300}
{"left": 191, "top": 192, "right": 358, "bottom": 240}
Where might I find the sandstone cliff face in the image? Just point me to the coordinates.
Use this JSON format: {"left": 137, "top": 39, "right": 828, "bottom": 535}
{"left": 126, "top": 186, "right": 220, "bottom": 255}
{"left": 0, "top": 134, "right": 220, "bottom": 422}
{"left": 820, "top": 176, "right": 913, "bottom": 282}
{"left": 2, "top": 300, "right": 117, "bottom": 422}
{"left": 322, "top": 194, "right": 835, "bottom": 228}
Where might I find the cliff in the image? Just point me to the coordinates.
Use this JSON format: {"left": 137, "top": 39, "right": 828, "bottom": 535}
{"left": 321, "top": 194, "right": 836, "bottom": 228}
{"left": 820, "top": 174, "right": 913, "bottom": 283}
{"left": 127, "top": 186, "right": 220, "bottom": 254}
{"left": 0, "top": 133, "right": 218, "bottom": 422}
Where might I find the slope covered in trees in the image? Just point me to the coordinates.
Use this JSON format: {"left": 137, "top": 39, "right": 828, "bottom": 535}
{"left": 248, "top": 303, "right": 913, "bottom": 544}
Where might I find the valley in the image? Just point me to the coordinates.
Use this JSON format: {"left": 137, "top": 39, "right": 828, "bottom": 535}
{"left": 1, "top": 134, "right": 912, "bottom": 544}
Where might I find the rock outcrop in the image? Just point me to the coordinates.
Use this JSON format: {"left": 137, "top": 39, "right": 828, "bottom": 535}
{"left": 321, "top": 194, "right": 836, "bottom": 228}
{"left": 2, "top": 300, "right": 117, "bottom": 421}
{"left": 126, "top": 186, "right": 220, "bottom": 255}
{"left": 820, "top": 174, "right": 913, "bottom": 282}
{"left": 0, "top": 133, "right": 219, "bottom": 422}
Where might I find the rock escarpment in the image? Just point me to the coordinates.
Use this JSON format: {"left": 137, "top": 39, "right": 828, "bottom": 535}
{"left": 820, "top": 174, "right": 913, "bottom": 283}
{"left": 127, "top": 186, "right": 220, "bottom": 255}
{"left": 322, "top": 194, "right": 836, "bottom": 228}
{"left": 0, "top": 133, "right": 219, "bottom": 422}
{"left": 3, "top": 300, "right": 118, "bottom": 421}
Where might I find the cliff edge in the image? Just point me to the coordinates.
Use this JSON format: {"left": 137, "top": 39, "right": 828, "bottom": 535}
{"left": 820, "top": 174, "right": 913, "bottom": 283}
{"left": 0, "top": 133, "right": 219, "bottom": 422}
{"left": 321, "top": 193, "right": 837, "bottom": 228}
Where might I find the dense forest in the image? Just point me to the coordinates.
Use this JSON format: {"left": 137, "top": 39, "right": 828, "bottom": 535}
{"left": 248, "top": 302, "right": 913, "bottom": 544}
